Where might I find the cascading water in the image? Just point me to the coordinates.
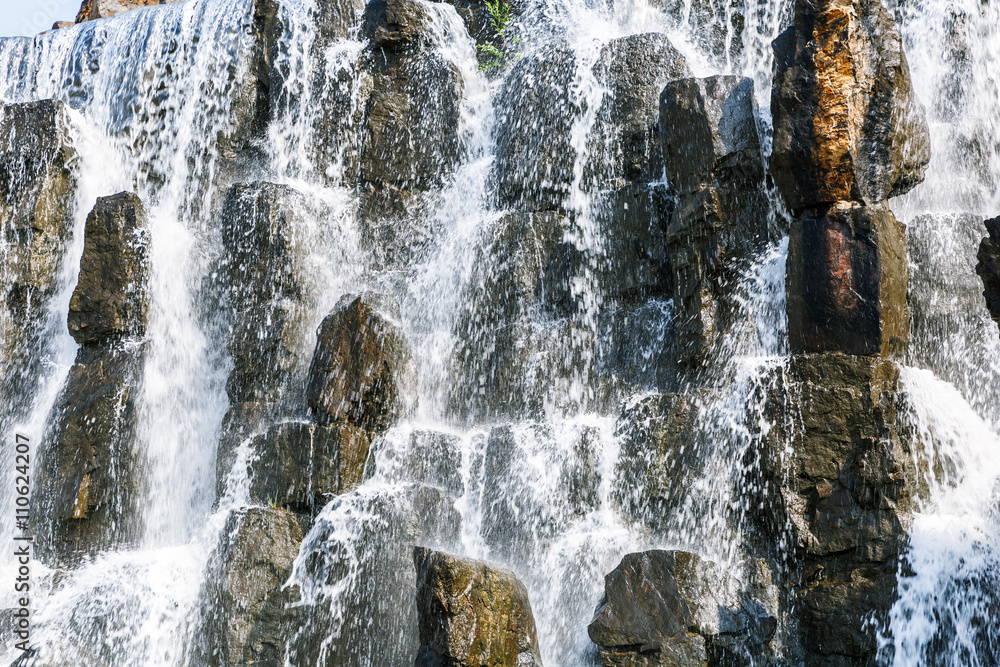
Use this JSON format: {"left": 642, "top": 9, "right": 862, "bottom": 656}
{"left": 1, "top": 0, "right": 999, "bottom": 665}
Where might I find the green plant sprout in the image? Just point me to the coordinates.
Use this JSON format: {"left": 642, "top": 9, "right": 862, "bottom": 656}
{"left": 477, "top": 0, "right": 522, "bottom": 72}
{"left": 267, "top": 485, "right": 280, "bottom": 509}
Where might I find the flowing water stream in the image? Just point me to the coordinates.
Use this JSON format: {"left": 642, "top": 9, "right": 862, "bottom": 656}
{"left": 0, "top": 0, "right": 999, "bottom": 665}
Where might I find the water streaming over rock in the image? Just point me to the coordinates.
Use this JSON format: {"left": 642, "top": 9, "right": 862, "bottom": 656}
{"left": 0, "top": 0, "right": 999, "bottom": 665}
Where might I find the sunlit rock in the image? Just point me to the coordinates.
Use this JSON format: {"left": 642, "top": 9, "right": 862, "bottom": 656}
{"left": 589, "top": 550, "right": 777, "bottom": 667}
{"left": 413, "top": 547, "right": 544, "bottom": 667}
{"left": 197, "top": 507, "right": 304, "bottom": 667}
{"left": 306, "top": 293, "right": 415, "bottom": 432}
{"left": 67, "top": 192, "right": 149, "bottom": 345}
{"left": 786, "top": 202, "right": 909, "bottom": 356}
{"left": 74, "top": 0, "right": 184, "bottom": 23}
{"left": 769, "top": 0, "right": 931, "bottom": 211}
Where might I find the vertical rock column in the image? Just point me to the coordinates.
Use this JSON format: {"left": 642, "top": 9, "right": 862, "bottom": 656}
{"left": 766, "top": 0, "right": 931, "bottom": 663}
{"left": 33, "top": 192, "right": 149, "bottom": 564}
{"left": 771, "top": 0, "right": 930, "bottom": 356}
{"left": 0, "top": 100, "right": 77, "bottom": 420}
{"left": 659, "top": 75, "right": 770, "bottom": 368}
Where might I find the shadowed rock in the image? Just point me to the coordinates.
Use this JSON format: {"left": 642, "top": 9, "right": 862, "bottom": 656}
{"left": 786, "top": 202, "right": 909, "bottom": 356}
{"left": 306, "top": 293, "right": 415, "bottom": 432}
{"left": 413, "top": 547, "right": 544, "bottom": 667}
{"left": 67, "top": 192, "right": 149, "bottom": 345}
{"left": 589, "top": 550, "right": 777, "bottom": 667}
{"left": 976, "top": 215, "right": 1000, "bottom": 329}
{"left": 769, "top": 0, "right": 930, "bottom": 211}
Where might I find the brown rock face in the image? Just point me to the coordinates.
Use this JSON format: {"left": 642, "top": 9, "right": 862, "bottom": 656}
{"left": 67, "top": 192, "right": 149, "bottom": 345}
{"left": 305, "top": 294, "right": 414, "bottom": 432}
{"left": 413, "top": 547, "right": 544, "bottom": 667}
{"left": 976, "top": 215, "right": 1000, "bottom": 328}
{"left": 75, "top": 0, "right": 184, "bottom": 23}
{"left": 786, "top": 203, "right": 909, "bottom": 356}
{"left": 770, "top": 0, "right": 930, "bottom": 211}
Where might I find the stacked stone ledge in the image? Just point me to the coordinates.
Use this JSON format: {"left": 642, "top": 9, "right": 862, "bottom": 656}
{"left": 33, "top": 192, "right": 150, "bottom": 564}
{"left": 765, "top": 0, "right": 931, "bottom": 663}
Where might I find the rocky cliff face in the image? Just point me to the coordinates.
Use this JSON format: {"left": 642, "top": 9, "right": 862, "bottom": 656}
{"left": 3, "top": 0, "right": 991, "bottom": 665}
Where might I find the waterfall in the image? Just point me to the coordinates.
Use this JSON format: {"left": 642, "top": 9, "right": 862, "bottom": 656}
{"left": 1, "top": 0, "right": 999, "bottom": 665}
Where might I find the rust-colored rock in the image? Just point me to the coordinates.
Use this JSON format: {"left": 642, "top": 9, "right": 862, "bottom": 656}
{"left": 786, "top": 203, "right": 909, "bottom": 356}
{"left": 413, "top": 547, "right": 543, "bottom": 667}
{"left": 306, "top": 294, "right": 414, "bottom": 432}
{"left": 770, "top": 0, "right": 930, "bottom": 211}
{"left": 75, "top": 0, "right": 184, "bottom": 23}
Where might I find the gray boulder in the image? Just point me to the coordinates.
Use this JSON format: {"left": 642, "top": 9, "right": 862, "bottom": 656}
{"left": 413, "top": 547, "right": 544, "bottom": 667}
{"left": 769, "top": 0, "right": 930, "bottom": 210}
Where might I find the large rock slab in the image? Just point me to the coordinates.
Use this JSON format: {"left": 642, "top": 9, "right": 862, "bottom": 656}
{"left": 589, "top": 550, "right": 777, "bottom": 667}
{"left": 976, "top": 215, "right": 1000, "bottom": 329}
{"left": 755, "top": 354, "right": 924, "bottom": 666}
{"left": 241, "top": 421, "right": 371, "bottom": 511}
{"left": 220, "top": 181, "right": 312, "bottom": 406}
{"left": 589, "top": 33, "right": 691, "bottom": 187}
{"left": 197, "top": 507, "right": 304, "bottom": 667}
{"left": 786, "top": 202, "right": 909, "bottom": 356}
{"left": 658, "top": 76, "right": 770, "bottom": 367}
{"left": 32, "top": 343, "right": 146, "bottom": 565}
{"left": 769, "top": 0, "right": 930, "bottom": 211}
{"left": 413, "top": 547, "right": 544, "bottom": 667}
{"left": 67, "top": 192, "right": 149, "bottom": 345}
{"left": 306, "top": 293, "right": 415, "bottom": 432}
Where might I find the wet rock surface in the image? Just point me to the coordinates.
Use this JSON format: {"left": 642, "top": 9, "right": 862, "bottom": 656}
{"left": 659, "top": 75, "right": 770, "bottom": 368}
{"left": 32, "top": 192, "right": 149, "bottom": 565}
{"left": 770, "top": 0, "right": 930, "bottom": 211}
{"left": 977, "top": 215, "right": 1000, "bottom": 328}
{"left": 413, "top": 547, "right": 544, "bottom": 667}
{"left": 306, "top": 293, "right": 415, "bottom": 432}
{"left": 757, "top": 354, "right": 923, "bottom": 666}
{"left": 786, "top": 202, "right": 909, "bottom": 356}
{"left": 589, "top": 550, "right": 777, "bottom": 667}
{"left": 67, "top": 192, "right": 149, "bottom": 345}
{"left": 199, "top": 507, "right": 304, "bottom": 667}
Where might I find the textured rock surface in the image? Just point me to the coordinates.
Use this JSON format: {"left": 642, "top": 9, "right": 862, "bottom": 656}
{"left": 757, "top": 354, "right": 923, "bottom": 666}
{"left": 32, "top": 192, "right": 150, "bottom": 565}
{"left": 786, "top": 202, "right": 909, "bottom": 356}
{"left": 590, "top": 33, "right": 691, "bottom": 187}
{"left": 199, "top": 507, "right": 303, "bottom": 667}
{"left": 413, "top": 547, "right": 544, "bottom": 667}
{"left": 306, "top": 294, "right": 415, "bottom": 432}
{"left": 977, "top": 215, "right": 1000, "bottom": 328}
{"left": 220, "top": 181, "right": 311, "bottom": 406}
{"left": 769, "top": 0, "right": 930, "bottom": 210}
{"left": 659, "top": 76, "right": 770, "bottom": 368}
{"left": 32, "top": 343, "right": 146, "bottom": 564}
{"left": 67, "top": 192, "right": 149, "bottom": 345}
{"left": 242, "top": 421, "right": 371, "bottom": 510}
{"left": 589, "top": 550, "right": 777, "bottom": 667}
